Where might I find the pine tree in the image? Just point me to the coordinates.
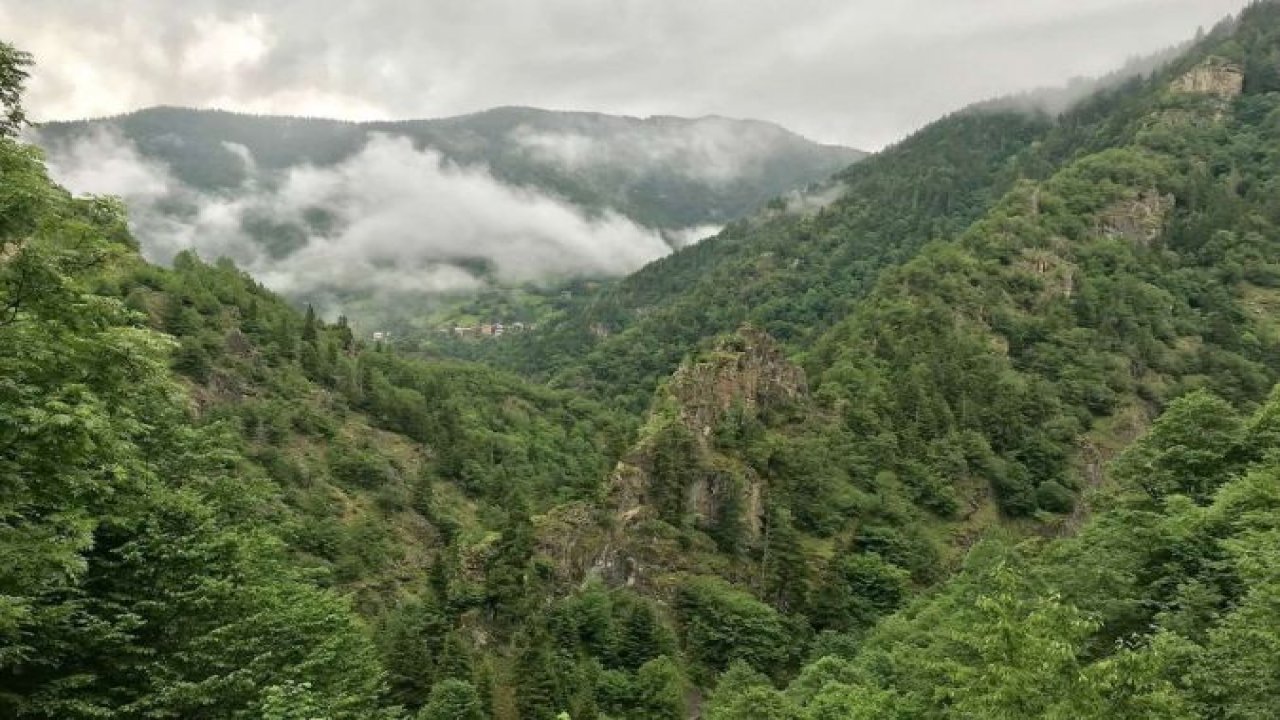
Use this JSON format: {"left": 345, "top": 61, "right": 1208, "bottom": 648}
{"left": 760, "top": 503, "right": 806, "bottom": 613}
{"left": 435, "top": 629, "right": 474, "bottom": 683}
{"left": 417, "top": 679, "right": 485, "bottom": 720}
{"left": 514, "top": 631, "right": 564, "bottom": 720}
{"left": 0, "top": 41, "right": 32, "bottom": 137}
{"left": 302, "top": 303, "right": 318, "bottom": 341}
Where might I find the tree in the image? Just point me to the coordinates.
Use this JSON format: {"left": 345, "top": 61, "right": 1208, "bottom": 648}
{"left": 631, "top": 657, "right": 688, "bottom": 720}
{"left": 704, "top": 662, "right": 796, "bottom": 720}
{"left": 760, "top": 504, "right": 806, "bottom": 612}
{"left": 302, "top": 303, "right": 318, "bottom": 341}
{"left": 811, "top": 553, "right": 909, "bottom": 633}
{"left": 417, "top": 679, "right": 485, "bottom": 720}
{"left": 435, "top": 630, "right": 474, "bottom": 683}
{"left": 0, "top": 42, "right": 31, "bottom": 138}
{"left": 1112, "top": 390, "right": 1244, "bottom": 503}
{"left": 615, "top": 595, "right": 673, "bottom": 670}
{"left": 650, "top": 422, "right": 700, "bottom": 526}
{"left": 377, "top": 597, "right": 448, "bottom": 706}
{"left": 514, "top": 630, "right": 564, "bottom": 720}
{"left": 675, "top": 577, "right": 788, "bottom": 677}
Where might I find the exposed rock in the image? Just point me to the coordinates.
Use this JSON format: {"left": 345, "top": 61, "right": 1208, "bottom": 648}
{"left": 1096, "top": 190, "right": 1175, "bottom": 248}
{"left": 1173, "top": 57, "right": 1244, "bottom": 99}
{"left": 687, "top": 464, "right": 764, "bottom": 537}
{"left": 581, "top": 326, "right": 807, "bottom": 590}
{"left": 0, "top": 240, "right": 21, "bottom": 264}
{"left": 224, "top": 328, "right": 255, "bottom": 357}
{"left": 1014, "top": 245, "right": 1076, "bottom": 304}
{"left": 533, "top": 501, "right": 612, "bottom": 584}
{"left": 666, "top": 325, "right": 807, "bottom": 439}
{"left": 608, "top": 461, "right": 649, "bottom": 525}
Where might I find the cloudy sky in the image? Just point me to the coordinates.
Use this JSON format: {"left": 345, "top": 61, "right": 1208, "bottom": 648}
{"left": 3, "top": 0, "right": 1250, "bottom": 150}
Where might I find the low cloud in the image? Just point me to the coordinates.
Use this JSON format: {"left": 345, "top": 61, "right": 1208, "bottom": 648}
{"left": 783, "top": 182, "right": 847, "bottom": 215}
{"left": 41, "top": 128, "right": 173, "bottom": 200}
{"left": 40, "top": 129, "right": 674, "bottom": 304}
{"left": 664, "top": 224, "right": 723, "bottom": 249}
{"left": 510, "top": 117, "right": 796, "bottom": 184}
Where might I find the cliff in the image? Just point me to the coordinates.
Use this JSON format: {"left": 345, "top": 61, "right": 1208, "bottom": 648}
{"left": 537, "top": 326, "right": 808, "bottom": 591}
{"left": 1172, "top": 56, "right": 1245, "bottom": 99}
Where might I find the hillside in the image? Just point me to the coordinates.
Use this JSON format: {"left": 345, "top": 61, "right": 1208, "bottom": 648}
{"left": 31, "top": 108, "right": 859, "bottom": 312}
{"left": 4, "top": 2, "right": 1280, "bottom": 719}
{"left": 487, "top": 108, "right": 1053, "bottom": 410}
{"left": 2, "top": 111, "right": 637, "bottom": 717}
{"left": 491, "top": 13, "right": 1279, "bottom": 420}
{"left": 44, "top": 106, "right": 862, "bottom": 230}
{"left": 36, "top": 106, "right": 862, "bottom": 231}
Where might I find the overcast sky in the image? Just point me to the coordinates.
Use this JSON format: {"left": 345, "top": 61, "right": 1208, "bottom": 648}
{"left": 3, "top": 0, "right": 1251, "bottom": 150}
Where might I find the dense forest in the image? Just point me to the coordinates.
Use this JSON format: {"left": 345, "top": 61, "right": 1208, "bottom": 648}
{"left": 4, "top": 2, "right": 1280, "bottom": 718}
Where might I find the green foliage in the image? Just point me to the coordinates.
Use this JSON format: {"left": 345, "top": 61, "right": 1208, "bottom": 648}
{"left": 10, "top": 6, "right": 1280, "bottom": 717}
{"left": 508, "top": 111, "right": 1053, "bottom": 412}
{"left": 417, "top": 679, "right": 484, "bottom": 720}
{"left": 0, "top": 128, "right": 388, "bottom": 717}
{"left": 0, "top": 41, "right": 31, "bottom": 137}
{"left": 810, "top": 552, "right": 910, "bottom": 634}
{"left": 704, "top": 662, "right": 795, "bottom": 720}
{"left": 712, "top": 380, "right": 1280, "bottom": 719}
{"left": 675, "top": 577, "right": 790, "bottom": 677}
{"left": 1112, "top": 390, "right": 1244, "bottom": 503}
{"left": 376, "top": 597, "right": 449, "bottom": 707}
{"left": 649, "top": 421, "right": 701, "bottom": 526}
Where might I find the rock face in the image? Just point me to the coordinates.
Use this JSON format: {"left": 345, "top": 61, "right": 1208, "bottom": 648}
{"left": 1173, "top": 57, "right": 1245, "bottom": 99}
{"left": 1097, "top": 190, "right": 1176, "bottom": 248}
{"left": 1015, "top": 242, "right": 1077, "bottom": 305}
{"left": 667, "top": 326, "right": 808, "bottom": 440}
{"left": 585, "top": 326, "right": 808, "bottom": 589}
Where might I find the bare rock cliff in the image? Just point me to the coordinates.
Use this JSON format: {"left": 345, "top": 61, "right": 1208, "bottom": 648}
{"left": 578, "top": 326, "right": 808, "bottom": 589}
{"left": 1173, "top": 57, "right": 1245, "bottom": 99}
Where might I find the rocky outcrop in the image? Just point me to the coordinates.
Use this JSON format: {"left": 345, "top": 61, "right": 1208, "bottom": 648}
{"left": 667, "top": 326, "right": 807, "bottom": 441}
{"left": 1096, "top": 190, "right": 1175, "bottom": 248}
{"left": 1014, "top": 243, "right": 1076, "bottom": 305}
{"left": 582, "top": 326, "right": 808, "bottom": 589}
{"left": 1173, "top": 57, "right": 1244, "bottom": 99}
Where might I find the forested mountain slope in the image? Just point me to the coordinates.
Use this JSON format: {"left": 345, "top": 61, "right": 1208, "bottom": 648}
{"left": 35, "top": 106, "right": 863, "bottom": 244}
{"left": 4, "top": 50, "right": 637, "bottom": 716}
{"left": 33, "top": 106, "right": 862, "bottom": 340}
{"left": 511, "top": 2, "right": 1280, "bottom": 714}
{"left": 4, "top": 2, "right": 1280, "bottom": 719}
{"left": 1, "top": 109, "right": 396, "bottom": 716}
{"left": 493, "top": 7, "right": 1280, "bottom": 417}
{"left": 489, "top": 110, "right": 1053, "bottom": 410}
{"left": 702, "top": 385, "right": 1280, "bottom": 719}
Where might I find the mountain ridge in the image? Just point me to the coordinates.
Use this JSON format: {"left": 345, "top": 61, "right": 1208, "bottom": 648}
{"left": 32, "top": 103, "right": 865, "bottom": 330}
{"left": 6, "top": 3, "right": 1280, "bottom": 718}
{"left": 35, "top": 104, "right": 865, "bottom": 225}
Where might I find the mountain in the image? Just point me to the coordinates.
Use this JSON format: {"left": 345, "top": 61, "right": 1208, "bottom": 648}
{"left": 31, "top": 106, "right": 864, "bottom": 321}
{"left": 5, "top": 2, "right": 1280, "bottom": 719}
{"left": 39, "top": 106, "right": 864, "bottom": 231}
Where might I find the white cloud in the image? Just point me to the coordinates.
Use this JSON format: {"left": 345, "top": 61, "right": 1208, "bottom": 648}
{"left": 40, "top": 130, "right": 674, "bottom": 299}
{"left": 665, "top": 224, "right": 722, "bottom": 249}
{"left": 510, "top": 116, "right": 782, "bottom": 183}
{"left": 182, "top": 13, "right": 272, "bottom": 76}
{"left": 43, "top": 128, "right": 173, "bottom": 199}
{"left": 3, "top": 0, "right": 1251, "bottom": 149}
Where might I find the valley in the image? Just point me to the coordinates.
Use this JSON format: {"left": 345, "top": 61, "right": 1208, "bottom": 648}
{"left": 3, "top": 3, "right": 1280, "bottom": 719}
